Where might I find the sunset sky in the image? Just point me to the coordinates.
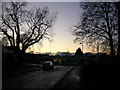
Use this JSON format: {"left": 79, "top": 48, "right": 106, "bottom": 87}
{"left": 26, "top": 2, "right": 91, "bottom": 53}
{"left": 1, "top": 0, "right": 117, "bottom": 53}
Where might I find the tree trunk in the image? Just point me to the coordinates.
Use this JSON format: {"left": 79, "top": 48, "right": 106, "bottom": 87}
{"left": 16, "top": 46, "right": 21, "bottom": 65}
{"left": 109, "top": 33, "right": 115, "bottom": 57}
{"left": 21, "top": 47, "right": 27, "bottom": 55}
{"left": 20, "top": 46, "right": 28, "bottom": 63}
{"left": 104, "top": 4, "right": 115, "bottom": 57}
{"left": 16, "top": 33, "right": 21, "bottom": 65}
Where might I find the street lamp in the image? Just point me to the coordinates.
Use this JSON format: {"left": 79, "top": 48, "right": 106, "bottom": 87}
{"left": 79, "top": 42, "right": 83, "bottom": 52}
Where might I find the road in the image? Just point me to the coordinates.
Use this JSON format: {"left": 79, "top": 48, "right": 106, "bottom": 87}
{"left": 3, "top": 66, "right": 73, "bottom": 89}
{"left": 52, "top": 66, "right": 80, "bottom": 88}
{"left": 4, "top": 64, "right": 120, "bottom": 89}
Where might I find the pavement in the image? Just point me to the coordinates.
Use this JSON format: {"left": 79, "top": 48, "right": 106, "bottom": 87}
{"left": 52, "top": 66, "right": 80, "bottom": 88}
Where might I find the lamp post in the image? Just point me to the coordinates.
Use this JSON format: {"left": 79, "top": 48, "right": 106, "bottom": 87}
{"left": 79, "top": 42, "right": 83, "bottom": 52}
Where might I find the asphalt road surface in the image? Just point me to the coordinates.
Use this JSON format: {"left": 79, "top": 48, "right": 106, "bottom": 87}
{"left": 3, "top": 66, "right": 72, "bottom": 89}
{"left": 4, "top": 64, "right": 120, "bottom": 89}
{"left": 52, "top": 66, "right": 80, "bottom": 88}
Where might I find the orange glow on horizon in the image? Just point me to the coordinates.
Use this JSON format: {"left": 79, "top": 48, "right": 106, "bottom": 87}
{"left": 26, "top": 44, "right": 92, "bottom": 54}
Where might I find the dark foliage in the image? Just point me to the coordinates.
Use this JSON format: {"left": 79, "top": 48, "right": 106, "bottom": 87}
{"left": 75, "top": 48, "right": 83, "bottom": 56}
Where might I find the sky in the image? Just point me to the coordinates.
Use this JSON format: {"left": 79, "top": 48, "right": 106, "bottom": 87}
{"left": 1, "top": 1, "right": 117, "bottom": 54}
{"left": 26, "top": 2, "right": 91, "bottom": 53}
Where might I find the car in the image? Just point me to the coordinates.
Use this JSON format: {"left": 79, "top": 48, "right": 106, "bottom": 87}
{"left": 42, "top": 61, "right": 54, "bottom": 70}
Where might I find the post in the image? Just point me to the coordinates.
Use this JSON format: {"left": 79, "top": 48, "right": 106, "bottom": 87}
{"left": 79, "top": 41, "right": 83, "bottom": 52}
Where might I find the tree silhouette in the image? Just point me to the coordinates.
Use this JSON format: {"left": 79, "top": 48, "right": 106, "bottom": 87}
{"left": 75, "top": 48, "right": 83, "bottom": 56}
{"left": 0, "top": 2, "right": 57, "bottom": 63}
{"left": 114, "top": 2, "right": 120, "bottom": 56}
{"left": 72, "top": 2, "right": 119, "bottom": 56}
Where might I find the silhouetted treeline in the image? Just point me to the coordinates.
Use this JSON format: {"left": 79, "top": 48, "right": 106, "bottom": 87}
{"left": 72, "top": 2, "right": 120, "bottom": 57}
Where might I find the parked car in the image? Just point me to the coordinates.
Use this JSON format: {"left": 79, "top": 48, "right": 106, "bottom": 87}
{"left": 42, "top": 61, "right": 54, "bottom": 70}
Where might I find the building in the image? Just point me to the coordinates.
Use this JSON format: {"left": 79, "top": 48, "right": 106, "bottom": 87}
{"left": 2, "top": 46, "right": 17, "bottom": 66}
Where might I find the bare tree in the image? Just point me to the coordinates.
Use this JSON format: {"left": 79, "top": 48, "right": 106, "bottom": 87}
{"left": 114, "top": 2, "right": 120, "bottom": 56}
{"left": 1, "top": 2, "right": 57, "bottom": 53}
{"left": 72, "top": 2, "right": 118, "bottom": 56}
{"left": 1, "top": 2, "right": 57, "bottom": 63}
